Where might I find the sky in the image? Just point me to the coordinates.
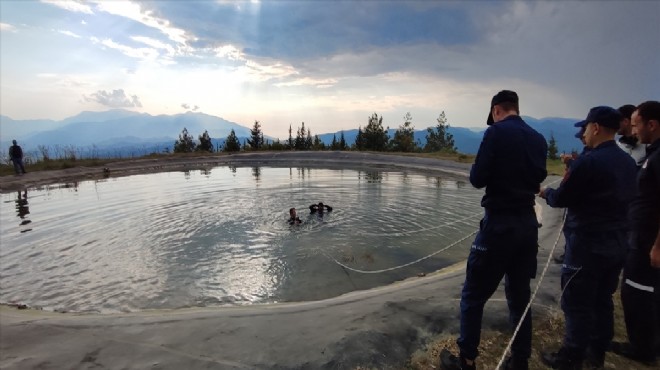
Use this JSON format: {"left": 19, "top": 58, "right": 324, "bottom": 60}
{"left": 1, "top": 0, "right": 658, "bottom": 139}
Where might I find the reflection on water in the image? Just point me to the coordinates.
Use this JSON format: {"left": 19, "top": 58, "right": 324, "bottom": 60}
{"left": 0, "top": 166, "right": 483, "bottom": 313}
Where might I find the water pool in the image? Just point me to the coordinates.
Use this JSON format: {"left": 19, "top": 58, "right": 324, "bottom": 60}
{"left": 0, "top": 166, "right": 483, "bottom": 313}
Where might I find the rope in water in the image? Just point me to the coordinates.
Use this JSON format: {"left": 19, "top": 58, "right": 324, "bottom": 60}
{"left": 321, "top": 229, "right": 478, "bottom": 274}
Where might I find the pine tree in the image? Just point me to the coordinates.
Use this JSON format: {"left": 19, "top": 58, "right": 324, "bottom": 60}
{"left": 288, "top": 124, "right": 294, "bottom": 150}
{"left": 424, "top": 111, "right": 456, "bottom": 153}
{"left": 247, "top": 120, "right": 264, "bottom": 150}
{"left": 223, "top": 129, "right": 241, "bottom": 152}
{"left": 339, "top": 131, "right": 348, "bottom": 150}
{"left": 313, "top": 135, "right": 325, "bottom": 150}
{"left": 306, "top": 128, "right": 313, "bottom": 150}
{"left": 390, "top": 112, "right": 417, "bottom": 152}
{"left": 331, "top": 134, "right": 339, "bottom": 150}
{"left": 174, "top": 127, "right": 196, "bottom": 153}
{"left": 363, "top": 113, "right": 389, "bottom": 151}
{"left": 295, "top": 122, "right": 306, "bottom": 150}
{"left": 196, "top": 130, "right": 214, "bottom": 152}
{"left": 548, "top": 133, "right": 559, "bottom": 160}
{"left": 354, "top": 127, "right": 364, "bottom": 150}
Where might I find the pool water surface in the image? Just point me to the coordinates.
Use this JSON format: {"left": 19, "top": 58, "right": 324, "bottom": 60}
{"left": 0, "top": 166, "right": 483, "bottom": 313}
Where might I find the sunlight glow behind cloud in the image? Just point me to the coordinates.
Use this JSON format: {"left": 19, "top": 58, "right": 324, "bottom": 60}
{"left": 2, "top": 1, "right": 658, "bottom": 139}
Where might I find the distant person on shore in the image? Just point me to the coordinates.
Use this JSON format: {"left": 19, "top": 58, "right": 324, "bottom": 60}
{"left": 309, "top": 202, "right": 332, "bottom": 214}
{"left": 288, "top": 208, "right": 302, "bottom": 225}
{"left": 440, "top": 90, "right": 547, "bottom": 370}
{"left": 8, "top": 140, "right": 26, "bottom": 175}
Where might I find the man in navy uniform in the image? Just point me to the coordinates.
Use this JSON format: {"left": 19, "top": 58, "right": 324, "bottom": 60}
{"left": 441, "top": 90, "right": 547, "bottom": 370}
{"left": 539, "top": 106, "right": 637, "bottom": 369}
{"left": 612, "top": 100, "right": 660, "bottom": 366}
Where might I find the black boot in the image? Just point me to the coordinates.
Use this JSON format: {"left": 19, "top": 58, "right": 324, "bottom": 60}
{"left": 502, "top": 355, "right": 528, "bottom": 370}
{"left": 541, "top": 347, "right": 583, "bottom": 370}
{"left": 439, "top": 348, "right": 476, "bottom": 370}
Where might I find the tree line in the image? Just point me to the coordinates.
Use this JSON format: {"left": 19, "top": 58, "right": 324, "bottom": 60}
{"left": 173, "top": 111, "right": 457, "bottom": 154}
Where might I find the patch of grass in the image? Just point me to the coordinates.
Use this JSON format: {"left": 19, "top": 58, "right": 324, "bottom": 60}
{"left": 404, "top": 293, "right": 654, "bottom": 370}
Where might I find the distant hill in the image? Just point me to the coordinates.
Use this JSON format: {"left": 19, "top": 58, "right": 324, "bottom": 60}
{"left": 1, "top": 110, "right": 584, "bottom": 157}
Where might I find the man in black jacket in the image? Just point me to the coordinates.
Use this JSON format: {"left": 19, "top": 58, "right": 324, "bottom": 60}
{"left": 613, "top": 100, "right": 660, "bottom": 366}
{"left": 539, "top": 106, "right": 637, "bottom": 369}
{"left": 441, "top": 90, "right": 547, "bottom": 370}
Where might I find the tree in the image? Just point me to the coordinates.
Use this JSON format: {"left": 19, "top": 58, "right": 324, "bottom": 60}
{"left": 295, "top": 122, "right": 307, "bottom": 150}
{"left": 174, "top": 127, "right": 196, "bottom": 153}
{"left": 331, "top": 134, "right": 339, "bottom": 150}
{"left": 306, "top": 128, "right": 313, "bottom": 150}
{"left": 339, "top": 131, "right": 348, "bottom": 150}
{"left": 354, "top": 126, "right": 365, "bottom": 150}
{"left": 313, "top": 135, "right": 325, "bottom": 150}
{"left": 288, "top": 124, "right": 294, "bottom": 150}
{"left": 363, "top": 113, "right": 389, "bottom": 151}
{"left": 247, "top": 120, "right": 264, "bottom": 150}
{"left": 196, "top": 130, "right": 214, "bottom": 152}
{"left": 424, "top": 111, "right": 456, "bottom": 153}
{"left": 547, "top": 133, "right": 559, "bottom": 160}
{"left": 223, "top": 129, "right": 241, "bottom": 152}
{"left": 390, "top": 112, "right": 417, "bottom": 152}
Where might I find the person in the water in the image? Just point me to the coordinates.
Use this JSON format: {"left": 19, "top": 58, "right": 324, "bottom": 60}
{"left": 288, "top": 208, "right": 302, "bottom": 225}
{"left": 309, "top": 202, "right": 332, "bottom": 214}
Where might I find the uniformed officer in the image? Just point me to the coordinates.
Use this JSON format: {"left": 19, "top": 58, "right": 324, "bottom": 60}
{"left": 539, "top": 106, "right": 637, "bottom": 369}
{"left": 612, "top": 100, "right": 660, "bottom": 366}
{"left": 440, "top": 90, "right": 547, "bottom": 370}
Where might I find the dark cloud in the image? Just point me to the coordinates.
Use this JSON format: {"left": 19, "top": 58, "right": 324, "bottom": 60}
{"left": 84, "top": 89, "right": 142, "bottom": 108}
{"left": 181, "top": 103, "right": 199, "bottom": 111}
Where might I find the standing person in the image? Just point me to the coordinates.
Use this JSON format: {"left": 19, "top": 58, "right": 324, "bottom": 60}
{"left": 8, "top": 140, "right": 26, "bottom": 175}
{"left": 612, "top": 100, "right": 660, "bottom": 366}
{"left": 440, "top": 90, "right": 547, "bottom": 370}
{"left": 554, "top": 128, "right": 590, "bottom": 264}
{"left": 538, "top": 106, "right": 637, "bottom": 369}
{"left": 617, "top": 104, "right": 647, "bottom": 168}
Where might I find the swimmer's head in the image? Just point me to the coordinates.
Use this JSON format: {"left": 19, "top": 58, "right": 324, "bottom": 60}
{"left": 289, "top": 208, "right": 296, "bottom": 217}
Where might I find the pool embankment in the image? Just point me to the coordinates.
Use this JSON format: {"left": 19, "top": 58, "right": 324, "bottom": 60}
{"left": 0, "top": 151, "right": 471, "bottom": 193}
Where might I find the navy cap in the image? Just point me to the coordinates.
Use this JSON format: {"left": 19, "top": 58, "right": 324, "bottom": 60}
{"left": 574, "top": 106, "right": 622, "bottom": 130}
{"left": 487, "top": 90, "right": 518, "bottom": 125}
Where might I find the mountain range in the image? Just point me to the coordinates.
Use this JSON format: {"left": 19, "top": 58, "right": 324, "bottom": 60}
{"left": 0, "top": 109, "right": 585, "bottom": 158}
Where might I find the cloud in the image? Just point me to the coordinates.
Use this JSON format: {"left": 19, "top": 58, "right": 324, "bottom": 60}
{"left": 93, "top": 1, "right": 194, "bottom": 48}
{"left": 84, "top": 89, "right": 142, "bottom": 108}
{"left": 181, "top": 103, "right": 199, "bottom": 111}
{"left": 41, "top": 0, "right": 94, "bottom": 14}
{"left": 90, "top": 37, "right": 161, "bottom": 61}
{"left": 57, "top": 29, "right": 82, "bottom": 38}
{"left": 0, "top": 23, "right": 17, "bottom": 32}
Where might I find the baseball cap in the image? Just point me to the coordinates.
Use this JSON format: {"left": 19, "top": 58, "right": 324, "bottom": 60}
{"left": 487, "top": 90, "right": 518, "bottom": 125}
{"left": 574, "top": 106, "right": 622, "bottom": 130}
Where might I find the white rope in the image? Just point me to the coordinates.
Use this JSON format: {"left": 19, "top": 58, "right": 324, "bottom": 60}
{"left": 358, "top": 212, "right": 482, "bottom": 237}
{"left": 494, "top": 210, "right": 566, "bottom": 369}
{"left": 321, "top": 229, "right": 478, "bottom": 274}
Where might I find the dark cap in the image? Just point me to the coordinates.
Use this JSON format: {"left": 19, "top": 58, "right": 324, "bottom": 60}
{"left": 487, "top": 90, "right": 518, "bottom": 125}
{"left": 491, "top": 90, "right": 519, "bottom": 107}
{"left": 574, "top": 129, "right": 584, "bottom": 139}
{"left": 574, "top": 106, "right": 622, "bottom": 130}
